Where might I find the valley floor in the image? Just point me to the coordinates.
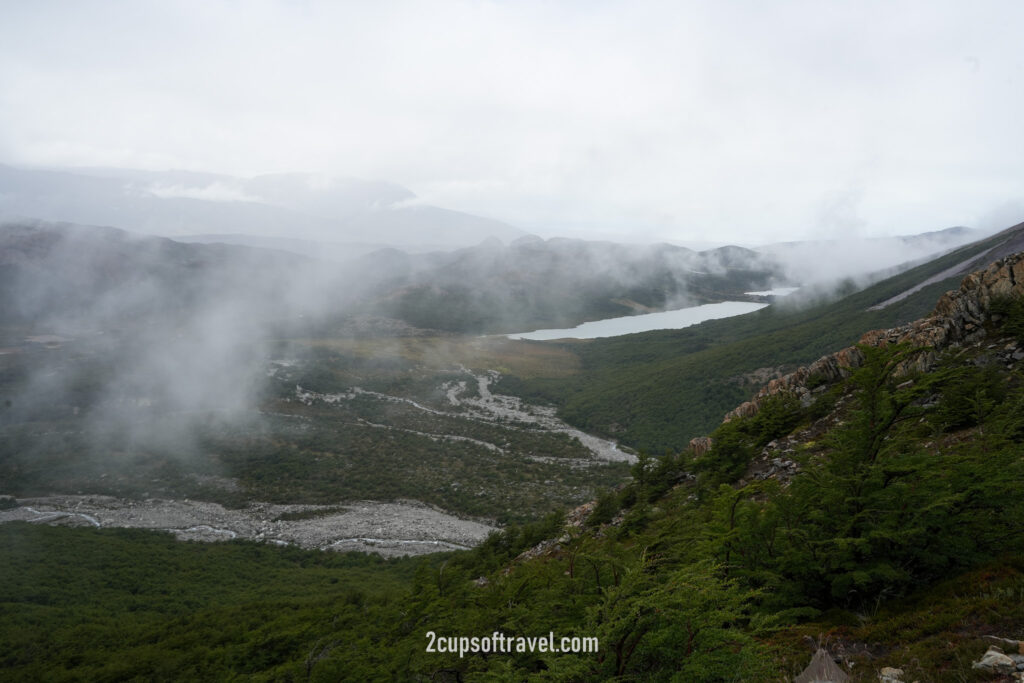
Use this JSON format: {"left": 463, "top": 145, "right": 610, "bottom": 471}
{"left": 1, "top": 341, "right": 634, "bottom": 552}
{"left": 0, "top": 495, "right": 495, "bottom": 557}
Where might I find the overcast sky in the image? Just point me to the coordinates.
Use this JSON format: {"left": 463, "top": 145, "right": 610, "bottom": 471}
{"left": 1, "top": 1, "right": 1022, "bottom": 244}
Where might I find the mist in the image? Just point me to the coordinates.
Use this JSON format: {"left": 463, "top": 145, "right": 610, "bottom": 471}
{"left": 757, "top": 225, "right": 990, "bottom": 293}
{"left": 0, "top": 220, "right": 368, "bottom": 485}
{"left": 0, "top": 215, "right": 774, "bottom": 472}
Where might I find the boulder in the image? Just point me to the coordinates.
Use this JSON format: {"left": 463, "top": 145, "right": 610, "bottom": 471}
{"left": 877, "top": 667, "right": 904, "bottom": 683}
{"left": 972, "top": 646, "right": 1016, "bottom": 675}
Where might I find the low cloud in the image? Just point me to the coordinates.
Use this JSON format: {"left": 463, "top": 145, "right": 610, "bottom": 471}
{"left": 1, "top": 2, "right": 1021, "bottom": 243}
{"left": 143, "top": 182, "right": 263, "bottom": 203}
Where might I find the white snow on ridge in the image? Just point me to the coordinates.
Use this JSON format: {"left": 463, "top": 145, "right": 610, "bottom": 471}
{"left": 744, "top": 287, "right": 800, "bottom": 296}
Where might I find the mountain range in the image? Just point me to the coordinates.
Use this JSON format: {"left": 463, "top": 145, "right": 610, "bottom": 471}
{"left": 0, "top": 219, "right": 791, "bottom": 338}
{"left": 0, "top": 163, "right": 526, "bottom": 250}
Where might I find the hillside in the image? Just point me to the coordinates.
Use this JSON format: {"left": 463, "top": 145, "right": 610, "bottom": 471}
{"left": 0, "top": 220, "right": 340, "bottom": 332}
{"left": 0, "top": 220, "right": 792, "bottom": 337}
{"left": 2, "top": 247, "right": 1023, "bottom": 681}
{"left": 497, "top": 220, "right": 1024, "bottom": 453}
{"left": 358, "top": 236, "right": 787, "bottom": 334}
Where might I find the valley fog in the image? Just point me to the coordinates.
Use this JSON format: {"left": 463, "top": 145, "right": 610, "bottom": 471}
{"left": 0, "top": 211, "right": 991, "bottom": 493}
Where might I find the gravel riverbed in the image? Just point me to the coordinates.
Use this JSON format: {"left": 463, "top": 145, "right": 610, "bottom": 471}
{"left": 0, "top": 495, "right": 496, "bottom": 558}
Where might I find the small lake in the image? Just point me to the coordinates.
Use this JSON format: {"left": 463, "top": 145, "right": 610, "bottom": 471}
{"left": 506, "top": 301, "right": 770, "bottom": 341}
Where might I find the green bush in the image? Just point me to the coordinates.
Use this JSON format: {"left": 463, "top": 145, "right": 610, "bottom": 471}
{"left": 587, "top": 488, "right": 621, "bottom": 527}
{"left": 991, "top": 293, "right": 1024, "bottom": 341}
{"left": 694, "top": 392, "right": 804, "bottom": 484}
{"left": 933, "top": 363, "right": 1006, "bottom": 431}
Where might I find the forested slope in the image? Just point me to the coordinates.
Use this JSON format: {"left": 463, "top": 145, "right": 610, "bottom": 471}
{"left": 3, "top": 248, "right": 1024, "bottom": 681}
{"left": 500, "top": 221, "right": 1024, "bottom": 452}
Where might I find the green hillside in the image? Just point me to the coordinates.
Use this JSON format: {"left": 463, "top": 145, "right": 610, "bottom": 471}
{"left": 4, "top": 226, "right": 1024, "bottom": 681}
{"left": 4, "top": 299, "right": 1024, "bottom": 680}
{"left": 363, "top": 237, "right": 784, "bottom": 334}
{"left": 498, "top": 226, "right": 1024, "bottom": 453}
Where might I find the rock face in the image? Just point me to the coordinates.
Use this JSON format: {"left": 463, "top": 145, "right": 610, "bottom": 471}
{"left": 688, "top": 436, "right": 713, "bottom": 457}
{"left": 722, "top": 251, "right": 1024, "bottom": 424}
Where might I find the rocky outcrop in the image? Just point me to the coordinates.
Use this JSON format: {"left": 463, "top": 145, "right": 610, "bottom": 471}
{"left": 972, "top": 646, "right": 1018, "bottom": 675}
{"left": 722, "top": 251, "right": 1024, "bottom": 423}
{"left": 688, "top": 436, "right": 713, "bottom": 457}
{"left": 972, "top": 637, "right": 1024, "bottom": 677}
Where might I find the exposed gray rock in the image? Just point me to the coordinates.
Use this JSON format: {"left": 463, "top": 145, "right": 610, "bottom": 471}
{"left": 877, "top": 667, "right": 905, "bottom": 683}
{"left": 973, "top": 646, "right": 1017, "bottom": 675}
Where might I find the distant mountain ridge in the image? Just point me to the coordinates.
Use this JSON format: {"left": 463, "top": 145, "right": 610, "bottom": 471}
{"left": 0, "top": 220, "right": 786, "bottom": 337}
{"left": 0, "top": 163, "right": 526, "bottom": 249}
{"left": 0, "top": 219, "right": 346, "bottom": 334}
{"left": 2, "top": 215, "right": 998, "bottom": 344}
{"left": 352, "top": 236, "right": 788, "bottom": 333}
